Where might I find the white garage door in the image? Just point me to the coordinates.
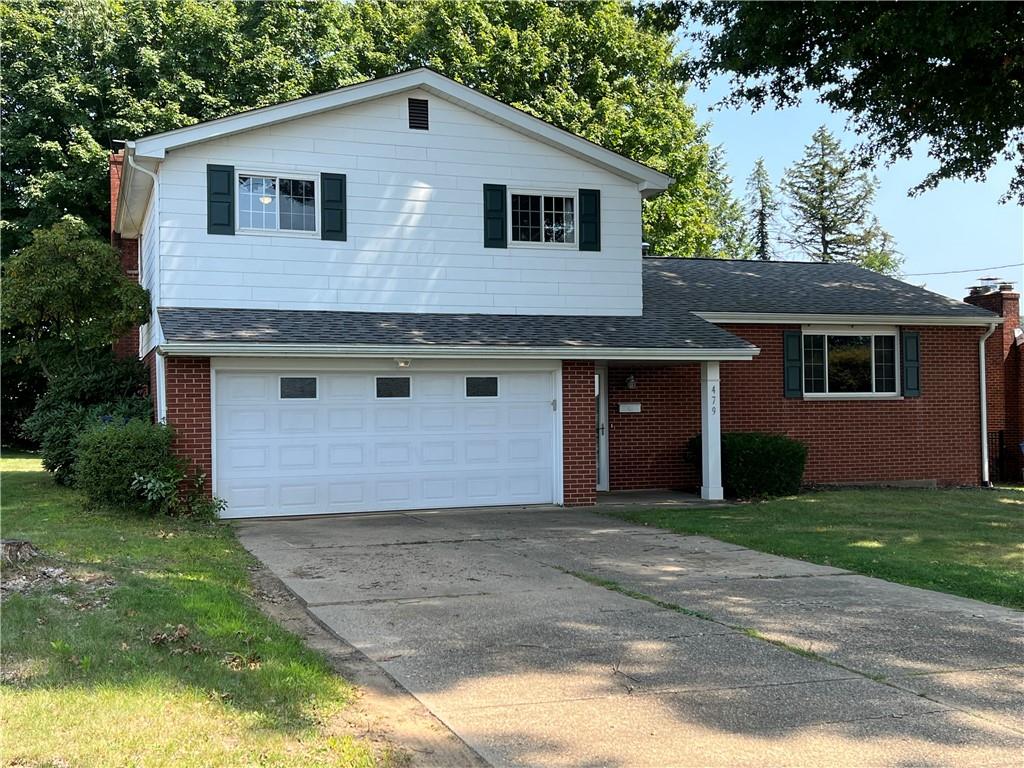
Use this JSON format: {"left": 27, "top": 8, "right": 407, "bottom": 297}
{"left": 214, "top": 367, "right": 557, "bottom": 518}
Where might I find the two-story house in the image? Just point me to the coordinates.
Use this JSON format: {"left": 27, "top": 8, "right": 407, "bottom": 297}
{"left": 110, "top": 69, "right": 1017, "bottom": 518}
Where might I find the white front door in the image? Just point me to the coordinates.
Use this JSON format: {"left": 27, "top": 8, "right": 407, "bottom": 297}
{"left": 595, "top": 367, "right": 609, "bottom": 491}
{"left": 214, "top": 365, "right": 557, "bottom": 518}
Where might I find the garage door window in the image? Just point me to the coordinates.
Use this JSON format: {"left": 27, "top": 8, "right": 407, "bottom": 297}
{"left": 279, "top": 376, "right": 317, "bottom": 399}
{"left": 376, "top": 376, "right": 411, "bottom": 398}
{"left": 466, "top": 376, "right": 498, "bottom": 397}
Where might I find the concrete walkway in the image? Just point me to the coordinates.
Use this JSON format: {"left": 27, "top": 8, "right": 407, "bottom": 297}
{"left": 237, "top": 507, "right": 1023, "bottom": 767}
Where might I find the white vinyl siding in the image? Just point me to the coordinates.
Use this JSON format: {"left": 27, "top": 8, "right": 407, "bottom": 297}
{"left": 156, "top": 88, "right": 643, "bottom": 316}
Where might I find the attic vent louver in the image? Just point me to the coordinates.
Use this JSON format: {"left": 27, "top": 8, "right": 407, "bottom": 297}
{"left": 408, "top": 98, "right": 429, "bottom": 130}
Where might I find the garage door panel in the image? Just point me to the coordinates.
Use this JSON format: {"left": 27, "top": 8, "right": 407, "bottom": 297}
{"left": 323, "top": 374, "right": 372, "bottom": 399}
{"left": 465, "top": 407, "right": 500, "bottom": 428}
{"left": 327, "top": 407, "right": 365, "bottom": 431}
{"left": 375, "top": 407, "right": 411, "bottom": 430}
{"left": 216, "top": 369, "right": 556, "bottom": 517}
{"left": 279, "top": 408, "right": 318, "bottom": 433}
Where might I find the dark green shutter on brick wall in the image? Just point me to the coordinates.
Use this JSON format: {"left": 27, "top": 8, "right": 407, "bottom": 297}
{"left": 483, "top": 184, "right": 507, "bottom": 248}
{"left": 321, "top": 173, "right": 347, "bottom": 241}
{"left": 783, "top": 330, "right": 803, "bottom": 398}
{"left": 578, "top": 188, "right": 601, "bottom": 251}
{"left": 207, "top": 164, "right": 234, "bottom": 235}
{"left": 901, "top": 331, "right": 921, "bottom": 397}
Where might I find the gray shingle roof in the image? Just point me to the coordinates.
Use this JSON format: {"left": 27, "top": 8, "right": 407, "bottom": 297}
{"left": 159, "top": 258, "right": 995, "bottom": 351}
{"left": 644, "top": 258, "right": 995, "bottom": 318}
{"left": 159, "top": 304, "right": 754, "bottom": 351}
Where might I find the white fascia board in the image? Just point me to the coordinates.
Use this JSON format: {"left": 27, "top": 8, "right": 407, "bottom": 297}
{"left": 130, "top": 69, "right": 672, "bottom": 192}
{"left": 695, "top": 311, "right": 1003, "bottom": 327}
{"left": 158, "top": 342, "right": 758, "bottom": 362}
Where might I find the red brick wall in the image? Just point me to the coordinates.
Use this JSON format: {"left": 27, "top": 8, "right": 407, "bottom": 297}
{"left": 605, "top": 325, "right": 986, "bottom": 490}
{"left": 607, "top": 365, "right": 700, "bottom": 490}
{"left": 165, "top": 357, "right": 212, "bottom": 496}
{"left": 561, "top": 360, "right": 597, "bottom": 505}
{"left": 110, "top": 152, "right": 140, "bottom": 359}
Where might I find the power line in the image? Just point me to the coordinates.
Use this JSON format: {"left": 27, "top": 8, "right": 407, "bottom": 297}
{"left": 902, "top": 262, "right": 1024, "bottom": 277}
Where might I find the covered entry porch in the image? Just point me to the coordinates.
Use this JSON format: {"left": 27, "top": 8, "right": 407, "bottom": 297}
{"left": 562, "top": 360, "right": 731, "bottom": 506}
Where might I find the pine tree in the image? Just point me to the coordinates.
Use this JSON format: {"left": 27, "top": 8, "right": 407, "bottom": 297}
{"left": 745, "top": 158, "right": 776, "bottom": 260}
{"left": 780, "top": 126, "right": 901, "bottom": 274}
{"left": 699, "top": 146, "right": 754, "bottom": 259}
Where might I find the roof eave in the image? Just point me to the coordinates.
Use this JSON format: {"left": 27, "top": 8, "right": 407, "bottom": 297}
{"left": 695, "top": 311, "right": 1002, "bottom": 327}
{"left": 158, "top": 341, "right": 758, "bottom": 361}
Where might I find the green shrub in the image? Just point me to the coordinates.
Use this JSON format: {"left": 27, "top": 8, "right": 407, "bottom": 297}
{"left": 688, "top": 432, "right": 808, "bottom": 499}
{"left": 21, "top": 353, "right": 150, "bottom": 484}
{"left": 75, "top": 420, "right": 181, "bottom": 513}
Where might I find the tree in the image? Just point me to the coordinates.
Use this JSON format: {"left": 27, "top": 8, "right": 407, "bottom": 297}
{"left": 780, "top": 127, "right": 901, "bottom": 274}
{"left": 745, "top": 158, "right": 777, "bottom": 260}
{"left": 683, "top": 2, "right": 1024, "bottom": 204}
{"left": 1, "top": 217, "right": 150, "bottom": 377}
{"left": 697, "top": 146, "right": 752, "bottom": 259}
{"left": 1, "top": 0, "right": 728, "bottom": 257}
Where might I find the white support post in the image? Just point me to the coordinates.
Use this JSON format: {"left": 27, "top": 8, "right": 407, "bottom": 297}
{"left": 700, "top": 361, "right": 724, "bottom": 501}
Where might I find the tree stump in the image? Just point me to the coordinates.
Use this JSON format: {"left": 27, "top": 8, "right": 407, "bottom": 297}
{"left": 1, "top": 540, "right": 41, "bottom": 564}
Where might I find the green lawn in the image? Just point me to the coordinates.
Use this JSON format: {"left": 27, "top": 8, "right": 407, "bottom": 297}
{"left": 1, "top": 454, "right": 392, "bottom": 768}
{"left": 603, "top": 487, "right": 1024, "bottom": 610}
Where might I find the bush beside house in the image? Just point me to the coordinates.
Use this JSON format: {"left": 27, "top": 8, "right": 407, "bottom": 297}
{"left": 689, "top": 432, "right": 808, "bottom": 498}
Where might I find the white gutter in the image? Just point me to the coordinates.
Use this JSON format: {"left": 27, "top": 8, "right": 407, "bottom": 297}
{"left": 696, "top": 311, "right": 1004, "bottom": 328}
{"left": 158, "top": 341, "right": 760, "bottom": 362}
{"left": 978, "top": 322, "right": 998, "bottom": 487}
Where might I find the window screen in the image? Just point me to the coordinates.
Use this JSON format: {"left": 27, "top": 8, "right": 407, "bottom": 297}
{"left": 376, "top": 377, "right": 410, "bottom": 398}
{"left": 280, "top": 377, "right": 317, "bottom": 399}
{"left": 466, "top": 376, "right": 498, "bottom": 397}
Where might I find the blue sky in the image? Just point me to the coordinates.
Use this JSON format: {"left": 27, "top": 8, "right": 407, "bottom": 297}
{"left": 685, "top": 76, "right": 1024, "bottom": 301}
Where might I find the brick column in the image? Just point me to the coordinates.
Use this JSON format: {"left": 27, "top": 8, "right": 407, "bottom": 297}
{"left": 965, "top": 287, "right": 1022, "bottom": 480}
{"left": 165, "top": 357, "right": 212, "bottom": 496}
{"left": 110, "top": 151, "right": 140, "bottom": 359}
{"left": 561, "top": 360, "right": 597, "bottom": 506}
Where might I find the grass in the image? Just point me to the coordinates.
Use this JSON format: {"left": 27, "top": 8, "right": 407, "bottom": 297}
{"left": 602, "top": 486, "right": 1024, "bottom": 610}
{"left": 0, "top": 453, "right": 391, "bottom": 768}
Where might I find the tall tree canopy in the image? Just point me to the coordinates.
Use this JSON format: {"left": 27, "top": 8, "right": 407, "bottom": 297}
{"left": 683, "top": 2, "right": 1024, "bottom": 204}
{"left": 745, "top": 158, "right": 776, "bottom": 261}
{"left": 1, "top": 0, "right": 744, "bottom": 258}
{"left": 780, "top": 127, "right": 900, "bottom": 274}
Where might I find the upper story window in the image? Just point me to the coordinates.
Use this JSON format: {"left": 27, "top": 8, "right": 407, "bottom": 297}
{"left": 510, "top": 192, "right": 575, "bottom": 245}
{"left": 238, "top": 173, "right": 316, "bottom": 233}
{"left": 803, "top": 332, "right": 898, "bottom": 396}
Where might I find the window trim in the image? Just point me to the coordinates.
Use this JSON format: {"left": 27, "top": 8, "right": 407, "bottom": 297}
{"left": 235, "top": 169, "right": 320, "bottom": 237}
{"left": 507, "top": 188, "right": 578, "bottom": 249}
{"left": 375, "top": 375, "right": 412, "bottom": 399}
{"left": 278, "top": 375, "right": 319, "bottom": 401}
{"left": 465, "top": 375, "right": 499, "bottom": 399}
{"left": 800, "top": 327, "right": 901, "bottom": 400}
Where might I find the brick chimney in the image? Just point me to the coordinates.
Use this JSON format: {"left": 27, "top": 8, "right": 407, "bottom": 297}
{"left": 965, "top": 284, "right": 1022, "bottom": 481}
{"left": 110, "top": 151, "right": 141, "bottom": 359}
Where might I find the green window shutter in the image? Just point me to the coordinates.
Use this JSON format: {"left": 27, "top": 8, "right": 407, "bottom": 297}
{"left": 483, "top": 184, "right": 507, "bottom": 248}
{"left": 901, "top": 331, "right": 921, "bottom": 397}
{"left": 207, "top": 164, "right": 234, "bottom": 235}
{"left": 578, "top": 188, "right": 601, "bottom": 251}
{"left": 321, "top": 173, "right": 347, "bottom": 241}
{"left": 783, "top": 330, "right": 803, "bottom": 398}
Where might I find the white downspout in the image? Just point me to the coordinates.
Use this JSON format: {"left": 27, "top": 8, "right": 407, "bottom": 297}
{"left": 979, "top": 322, "right": 997, "bottom": 487}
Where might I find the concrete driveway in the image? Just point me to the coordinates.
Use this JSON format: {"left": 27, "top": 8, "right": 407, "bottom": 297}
{"left": 237, "top": 507, "right": 1023, "bottom": 767}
